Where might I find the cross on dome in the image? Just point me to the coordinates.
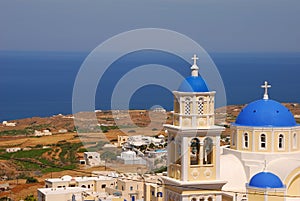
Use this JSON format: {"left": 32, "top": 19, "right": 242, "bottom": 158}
{"left": 190, "top": 54, "right": 199, "bottom": 77}
{"left": 261, "top": 81, "right": 271, "bottom": 100}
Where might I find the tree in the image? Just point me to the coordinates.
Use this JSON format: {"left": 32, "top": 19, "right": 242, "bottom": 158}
{"left": 26, "top": 177, "right": 38, "bottom": 183}
{"left": 24, "top": 195, "right": 37, "bottom": 201}
{"left": 149, "top": 143, "right": 155, "bottom": 149}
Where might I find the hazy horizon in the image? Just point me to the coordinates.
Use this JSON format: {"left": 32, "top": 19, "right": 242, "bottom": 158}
{"left": 1, "top": 0, "right": 300, "bottom": 53}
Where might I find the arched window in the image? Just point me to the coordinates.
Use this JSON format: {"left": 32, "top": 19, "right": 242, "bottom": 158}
{"left": 190, "top": 138, "right": 200, "bottom": 165}
{"left": 203, "top": 137, "right": 213, "bottom": 165}
{"left": 191, "top": 198, "right": 197, "bottom": 201}
{"left": 197, "top": 97, "right": 204, "bottom": 115}
{"left": 293, "top": 133, "right": 297, "bottom": 149}
{"left": 243, "top": 133, "right": 249, "bottom": 148}
{"left": 184, "top": 98, "right": 192, "bottom": 115}
{"left": 260, "top": 134, "right": 266, "bottom": 149}
{"left": 278, "top": 134, "right": 284, "bottom": 149}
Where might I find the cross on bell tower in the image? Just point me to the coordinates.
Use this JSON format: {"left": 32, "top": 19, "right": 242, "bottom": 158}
{"left": 191, "top": 54, "right": 199, "bottom": 77}
{"left": 261, "top": 81, "right": 271, "bottom": 100}
{"left": 192, "top": 54, "right": 198, "bottom": 65}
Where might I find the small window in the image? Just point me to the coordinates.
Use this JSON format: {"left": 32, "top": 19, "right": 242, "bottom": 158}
{"left": 203, "top": 137, "right": 213, "bottom": 165}
{"left": 130, "top": 186, "right": 133, "bottom": 191}
{"left": 260, "top": 134, "right": 266, "bottom": 149}
{"left": 157, "top": 192, "right": 163, "bottom": 197}
{"left": 152, "top": 191, "right": 155, "bottom": 196}
{"left": 232, "top": 132, "right": 236, "bottom": 146}
{"left": 184, "top": 98, "right": 191, "bottom": 115}
{"left": 293, "top": 133, "right": 297, "bottom": 149}
{"left": 278, "top": 134, "right": 284, "bottom": 149}
{"left": 190, "top": 138, "right": 200, "bottom": 165}
{"left": 197, "top": 97, "right": 204, "bottom": 115}
{"left": 191, "top": 198, "right": 197, "bottom": 201}
{"left": 101, "top": 184, "right": 106, "bottom": 189}
{"left": 243, "top": 133, "right": 249, "bottom": 148}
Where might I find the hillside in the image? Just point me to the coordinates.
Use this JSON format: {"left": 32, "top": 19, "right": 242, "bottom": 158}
{"left": 0, "top": 103, "right": 300, "bottom": 200}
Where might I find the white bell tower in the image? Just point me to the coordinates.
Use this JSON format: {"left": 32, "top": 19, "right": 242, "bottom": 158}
{"left": 162, "top": 55, "right": 226, "bottom": 201}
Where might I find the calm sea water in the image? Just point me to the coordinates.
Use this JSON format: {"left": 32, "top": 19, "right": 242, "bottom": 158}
{"left": 0, "top": 50, "right": 300, "bottom": 121}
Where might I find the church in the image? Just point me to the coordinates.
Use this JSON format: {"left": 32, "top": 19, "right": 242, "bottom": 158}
{"left": 160, "top": 55, "right": 300, "bottom": 201}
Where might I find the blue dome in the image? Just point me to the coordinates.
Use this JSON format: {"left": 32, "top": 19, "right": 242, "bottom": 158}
{"left": 235, "top": 99, "right": 296, "bottom": 127}
{"left": 249, "top": 172, "right": 284, "bottom": 188}
{"left": 178, "top": 76, "right": 209, "bottom": 92}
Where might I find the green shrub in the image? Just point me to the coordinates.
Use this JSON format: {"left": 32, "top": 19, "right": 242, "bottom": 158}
{"left": 153, "top": 166, "right": 167, "bottom": 173}
{"left": 24, "top": 194, "right": 37, "bottom": 201}
{"left": 26, "top": 177, "right": 38, "bottom": 183}
{"left": 78, "top": 148, "right": 88, "bottom": 153}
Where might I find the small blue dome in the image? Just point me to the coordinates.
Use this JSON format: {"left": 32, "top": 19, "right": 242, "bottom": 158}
{"left": 249, "top": 172, "right": 284, "bottom": 188}
{"left": 235, "top": 99, "right": 296, "bottom": 127}
{"left": 178, "top": 76, "right": 209, "bottom": 92}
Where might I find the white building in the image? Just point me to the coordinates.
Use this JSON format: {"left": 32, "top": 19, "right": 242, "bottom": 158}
{"left": 84, "top": 152, "right": 104, "bottom": 167}
{"left": 126, "top": 135, "right": 165, "bottom": 148}
{"left": 45, "top": 175, "right": 117, "bottom": 193}
{"left": 58, "top": 129, "right": 68, "bottom": 133}
{"left": 117, "top": 150, "right": 146, "bottom": 165}
{"left": 2, "top": 121, "right": 16, "bottom": 127}
{"left": 5, "top": 147, "right": 21, "bottom": 153}
{"left": 37, "top": 187, "right": 90, "bottom": 201}
{"left": 34, "top": 130, "right": 52, "bottom": 137}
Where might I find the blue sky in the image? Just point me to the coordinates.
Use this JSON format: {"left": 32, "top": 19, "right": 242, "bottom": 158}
{"left": 1, "top": 0, "right": 300, "bottom": 52}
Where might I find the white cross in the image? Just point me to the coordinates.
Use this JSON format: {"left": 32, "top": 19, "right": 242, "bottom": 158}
{"left": 261, "top": 81, "right": 271, "bottom": 100}
{"left": 192, "top": 54, "right": 199, "bottom": 66}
